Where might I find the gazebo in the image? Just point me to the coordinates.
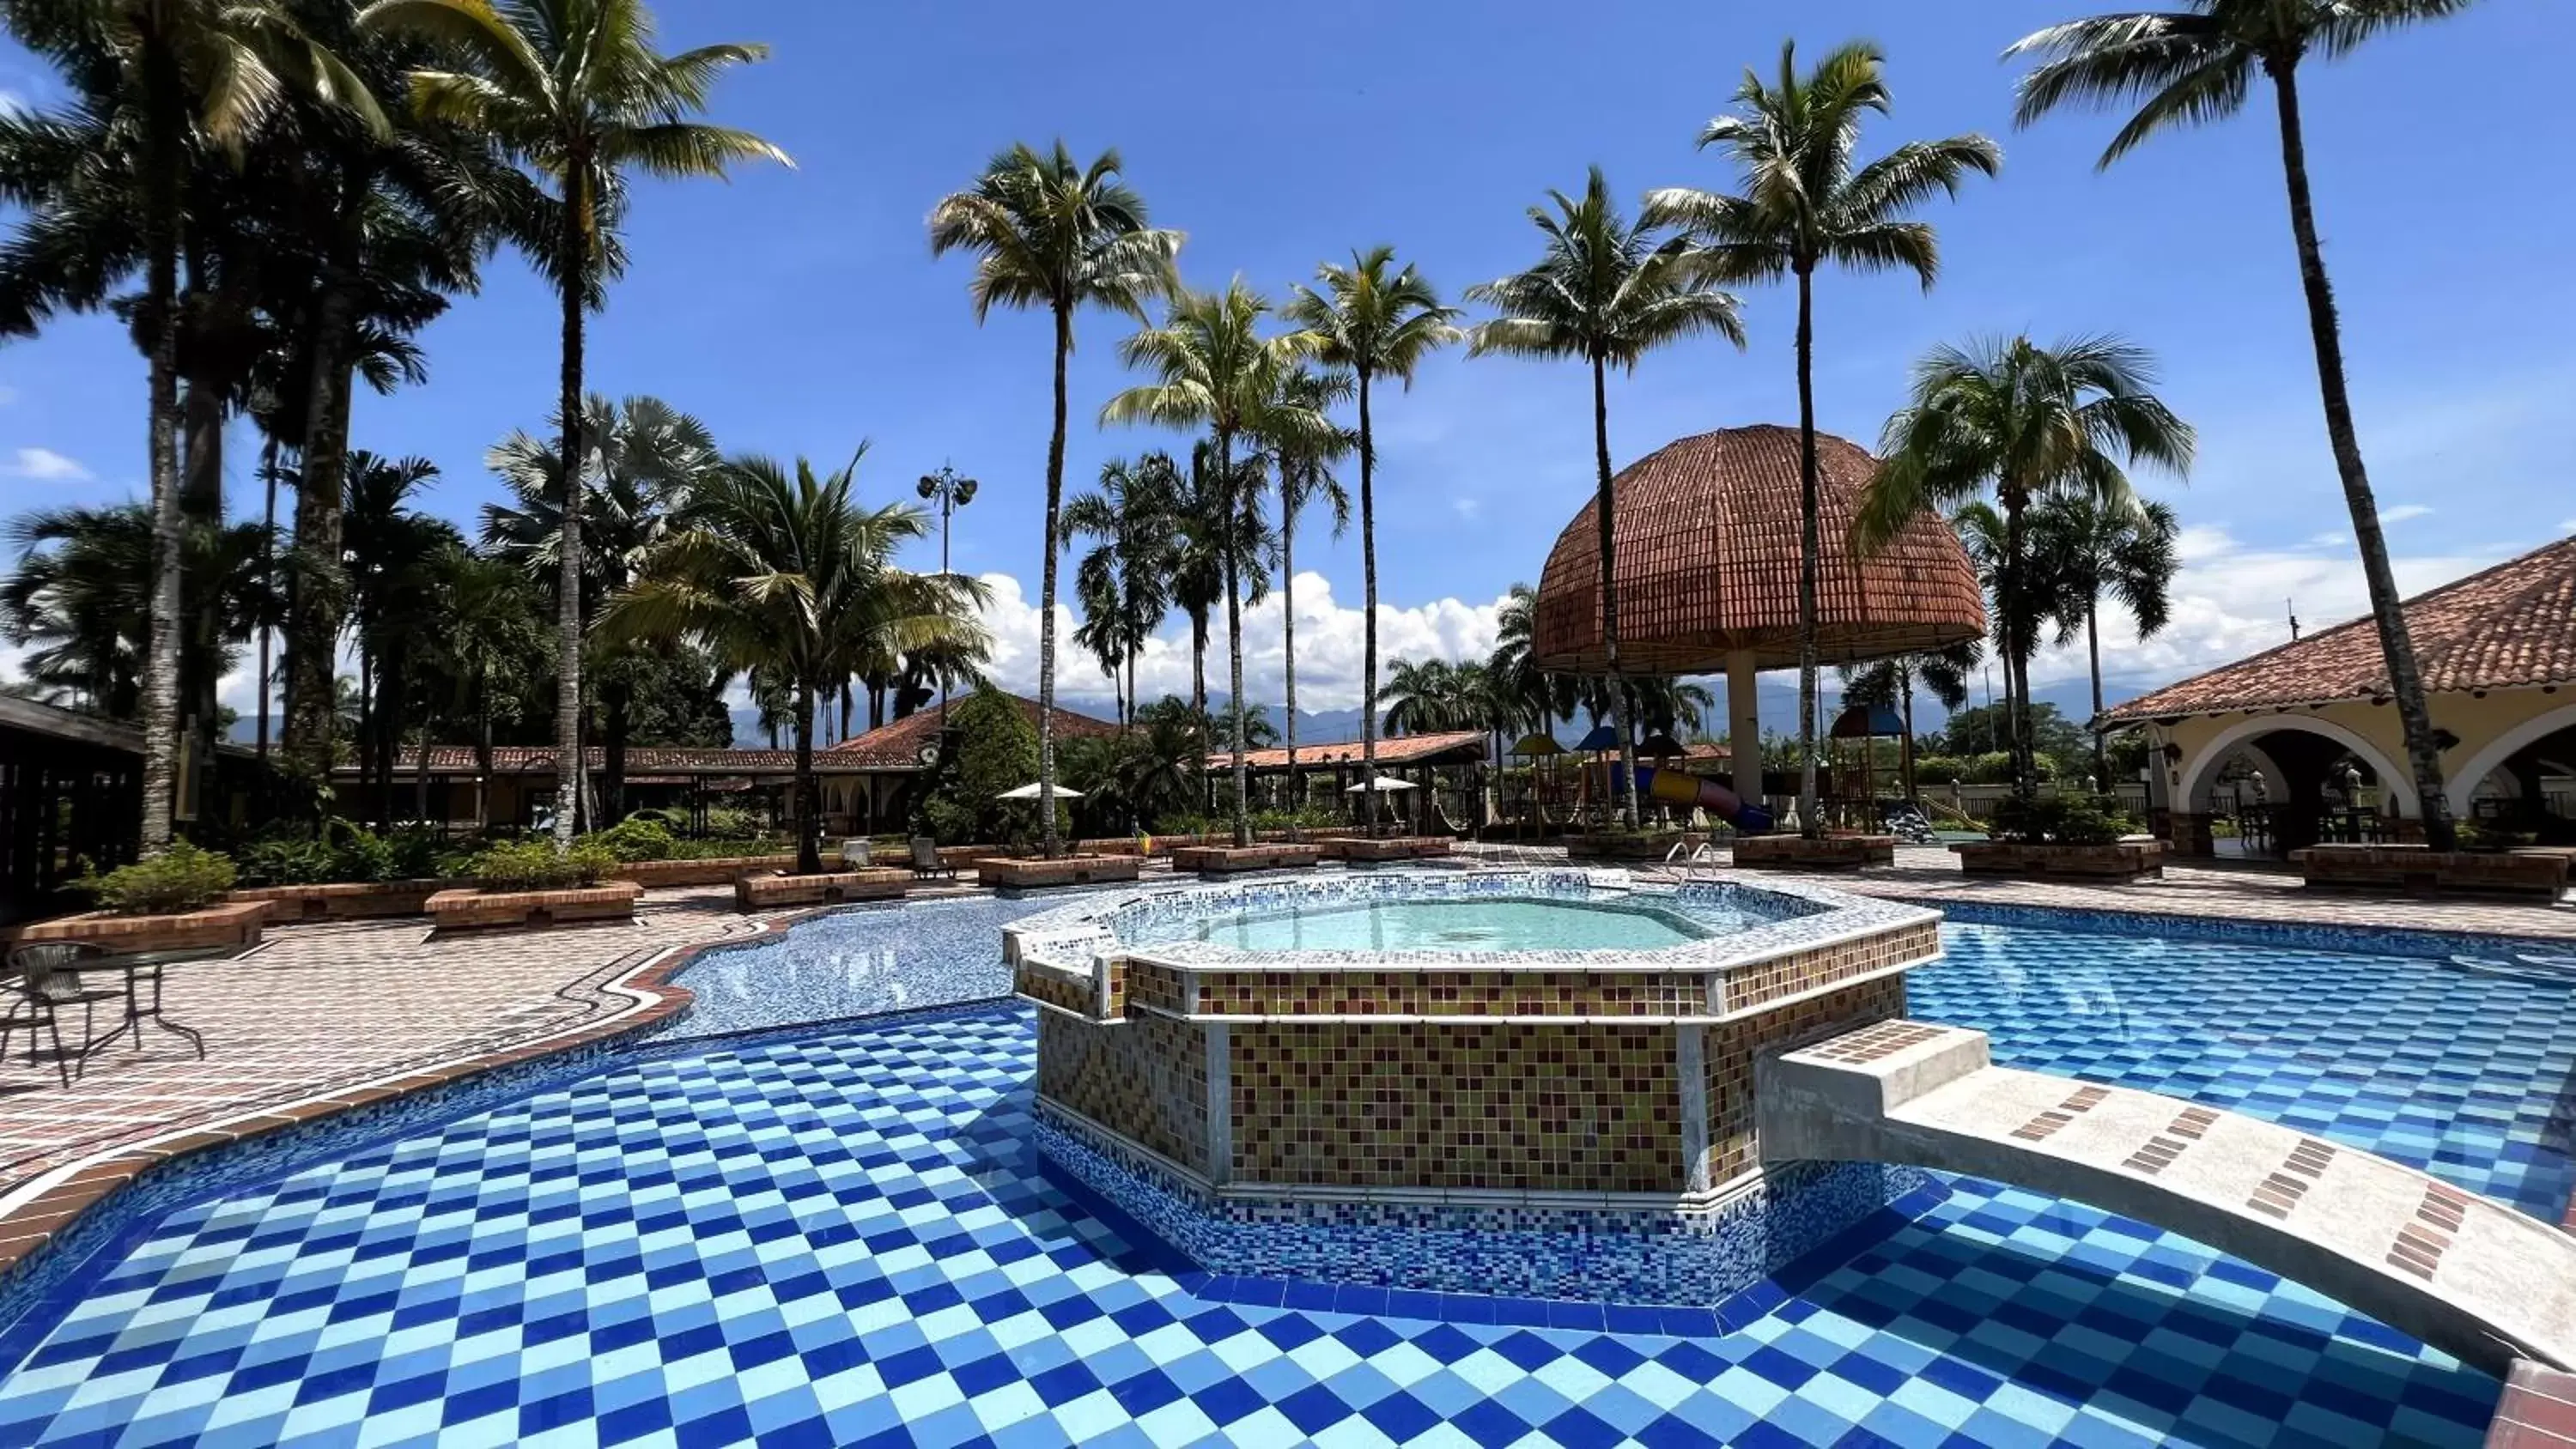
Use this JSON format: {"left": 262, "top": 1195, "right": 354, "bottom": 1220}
{"left": 1529, "top": 425, "right": 1986, "bottom": 816}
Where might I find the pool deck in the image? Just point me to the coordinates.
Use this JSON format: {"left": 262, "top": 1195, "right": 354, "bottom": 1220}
{"left": 3, "top": 852, "right": 2573, "bottom": 1443}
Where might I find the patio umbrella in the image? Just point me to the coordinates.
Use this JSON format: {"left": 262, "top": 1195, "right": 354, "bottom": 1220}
{"left": 1345, "top": 778, "right": 1417, "bottom": 792}
{"left": 1637, "top": 732, "right": 1686, "bottom": 760}
{"left": 997, "top": 783, "right": 1084, "bottom": 799}
{"left": 1508, "top": 733, "right": 1564, "bottom": 757}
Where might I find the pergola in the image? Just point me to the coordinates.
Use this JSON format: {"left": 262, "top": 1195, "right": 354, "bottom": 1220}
{"left": 1528, "top": 424, "right": 1985, "bottom": 809}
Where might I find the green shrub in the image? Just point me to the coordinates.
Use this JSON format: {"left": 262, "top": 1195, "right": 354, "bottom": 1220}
{"left": 702, "top": 806, "right": 768, "bottom": 840}
{"left": 237, "top": 834, "right": 339, "bottom": 886}
{"left": 588, "top": 818, "right": 677, "bottom": 862}
{"left": 665, "top": 835, "right": 782, "bottom": 861}
{"left": 81, "top": 841, "right": 238, "bottom": 915}
{"left": 469, "top": 840, "right": 617, "bottom": 892}
{"left": 914, "top": 685, "right": 1059, "bottom": 846}
{"left": 1990, "top": 794, "right": 2137, "bottom": 846}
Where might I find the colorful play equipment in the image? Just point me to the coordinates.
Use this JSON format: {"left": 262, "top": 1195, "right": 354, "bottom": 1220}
{"left": 1630, "top": 763, "right": 1776, "bottom": 833}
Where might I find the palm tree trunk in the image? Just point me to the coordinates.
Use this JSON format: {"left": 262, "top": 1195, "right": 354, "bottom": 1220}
{"left": 1190, "top": 611, "right": 1207, "bottom": 723}
{"left": 1900, "top": 684, "right": 1918, "bottom": 803}
{"left": 284, "top": 288, "right": 358, "bottom": 787}
{"left": 1358, "top": 368, "right": 1382, "bottom": 830}
{"left": 257, "top": 435, "right": 280, "bottom": 765}
{"left": 2087, "top": 596, "right": 2108, "bottom": 792}
{"left": 1219, "top": 430, "right": 1251, "bottom": 847}
{"left": 550, "top": 172, "right": 588, "bottom": 852}
{"left": 1591, "top": 356, "right": 1639, "bottom": 834}
{"left": 793, "top": 677, "right": 820, "bottom": 875}
{"left": 181, "top": 362, "right": 224, "bottom": 805}
{"left": 475, "top": 672, "right": 495, "bottom": 831}
{"left": 1036, "top": 305, "right": 1070, "bottom": 857}
{"left": 2001, "top": 494, "right": 2039, "bottom": 800}
{"left": 137, "top": 49, "right": 184, "bottom": 854}
{"left": 1792, "top": 267, "right": 1822, "bottom": 840}
{"left": 2268, "top": 61, "right": 2452, "bottom": 849}
{"left": 603, "top": 679, "right": 630, "bottom": 824}
{"left": 1282, "top": 501, "right": 1299, "bottom": 810}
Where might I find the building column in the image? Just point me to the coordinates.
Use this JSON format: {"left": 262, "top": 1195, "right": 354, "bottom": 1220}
{"left": 1728, "top": 650, "right": 1762, "bottom": 805}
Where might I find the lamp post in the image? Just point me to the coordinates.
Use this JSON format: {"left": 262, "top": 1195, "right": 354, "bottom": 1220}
{"left": 916, "top": 464, "right": 978, "bottom": 720}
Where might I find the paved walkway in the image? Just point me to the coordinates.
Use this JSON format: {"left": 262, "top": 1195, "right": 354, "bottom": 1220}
{"left": 0, "top": 887, "right": 761, "bottom": 1208}
{"left": 1763, "top": 1019, "right": 2576, "bottom": 1377}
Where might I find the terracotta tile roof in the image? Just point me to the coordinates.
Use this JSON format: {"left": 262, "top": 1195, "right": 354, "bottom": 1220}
{"left": 2107, "top": 534, "right": 2576, "bottom": 722}
{"left": 824, "top": 693, "right": 1117, "bottom": 767}
{"left": 1210, "top": 731, "right": 1487, "bottom": 772}
{"left": 1533, "top": 424, "right": 1985, "bottom": 674}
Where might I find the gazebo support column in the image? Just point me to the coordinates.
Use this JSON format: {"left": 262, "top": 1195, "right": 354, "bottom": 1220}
{"left": 1728, "top": 651, "right": 1763, "bottom": 810}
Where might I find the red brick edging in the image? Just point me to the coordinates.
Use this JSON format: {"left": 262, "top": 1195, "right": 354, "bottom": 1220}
{"left": 2489, "top": 1361, "right": 2576, "bottom": 1447}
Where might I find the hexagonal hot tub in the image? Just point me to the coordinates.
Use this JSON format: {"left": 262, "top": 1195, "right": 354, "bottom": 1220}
{"left": 1002, "top": 868, "right": 1947, "bottom": 1305}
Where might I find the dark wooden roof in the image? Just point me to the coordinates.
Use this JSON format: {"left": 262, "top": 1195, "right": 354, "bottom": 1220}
{"left": 2108, "top": 534, "right": 2576, "bottom": 722}
{"left": 825, "top": 694, "right": 1116, "bottom": 767}
{"left": 1532, "top": 424, "right": 1986, "bottom": 673}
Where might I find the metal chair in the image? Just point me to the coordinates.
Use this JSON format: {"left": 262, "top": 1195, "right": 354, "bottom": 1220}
{"left": 908, "top": 836, "right": 957, "bottom": 882}
{"left": 3, "top": 943, "right": 117, "bottom": 1088}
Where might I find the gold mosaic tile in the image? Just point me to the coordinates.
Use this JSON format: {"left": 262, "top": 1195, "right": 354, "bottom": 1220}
{"left": 1035, "top": 1010, "right": 1211, "bottom": 1173}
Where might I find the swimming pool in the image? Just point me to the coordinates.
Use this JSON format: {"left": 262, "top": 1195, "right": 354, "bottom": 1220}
{"left": 1136, "top": 894, "right": 1720, "bottom": 953}
{"left": 0, "top": 910, "right": 2566, "bottom": 1446}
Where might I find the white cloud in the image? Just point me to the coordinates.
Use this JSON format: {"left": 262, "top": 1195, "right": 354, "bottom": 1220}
{"left": 1452, "top": 497, "right": 1482, "bottom": 521}
{"left": 2561, "top": 518, "right": 2576, "bottom": 535}
{"left": 2022, "top": 524, "right": 2508, "bottom": 696}
{"left": 972, "top": 569, "right": 1506, "bottom": 712}
{"left": 5, "top": 446, "right": 88, "bottom": 481}
{"left": 2378, "top": 504, "right": 2434, "bottom": 524}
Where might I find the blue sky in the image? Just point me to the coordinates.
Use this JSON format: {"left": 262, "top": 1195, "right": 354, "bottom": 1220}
{"left": 3, "top": 0, "right": 2569, "bottom": 724}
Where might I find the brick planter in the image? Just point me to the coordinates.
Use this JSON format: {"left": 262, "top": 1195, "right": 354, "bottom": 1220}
{"left": 1168, "top": 844, "right": 1322, "bottom": 875}
{"left": 1316, "top": 836, "right": 1454, "bottom": 863}
{"left": 1730, "top": 834, "right": 1897, "bottom": 870}
{"left": 1564, "top": 830, "right": 1692, "bottom": 862}
{"left": 616, "top": 854, "right": 799, "bottom": 888}
{"left": 974, "top": 857, "right": 1144, "bottom": 890}
{"left": 424, "top": 881, "right": 643, "bottom": 931}
{"left": 229, "top": 879, "right": 454, "bottom": 922}
{"left": 3, "top": 899, "right": 268, "bottom": 955}
{"left": 2293, "top": 845, "right": 2570, "bottom": 900}
{"left": 733, "top": 869, "right": 911, "bottom": 911}
{"left": 1954, "top": 840, "right": 2165, "bottom": 882}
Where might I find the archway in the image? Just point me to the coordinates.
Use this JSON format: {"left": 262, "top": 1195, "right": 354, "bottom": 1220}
{"left": 2447, "top": 700, "right": 2576, "bottom": 838}
{"left": 2177, "top": 714, "right": 2416, "bottom": 854}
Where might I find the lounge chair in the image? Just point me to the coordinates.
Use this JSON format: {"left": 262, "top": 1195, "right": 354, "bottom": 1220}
{"left": 840, "top": 837, "right": 873, "bottom": 869}
{"left": 908, "top": 836, "right": 957, "bottom": 882}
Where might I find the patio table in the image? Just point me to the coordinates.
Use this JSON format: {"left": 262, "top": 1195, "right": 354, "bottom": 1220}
{"left": 46, "top": 946, "right": 216, "bottom": 1067}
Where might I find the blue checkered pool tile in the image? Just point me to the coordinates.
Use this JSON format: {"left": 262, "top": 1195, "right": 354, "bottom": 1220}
{"left": 1916, "top": 923, "right": 2576, "bottom": 1218}
{"left": 0, "top": 991, "right": 2504, "bottom": 1447}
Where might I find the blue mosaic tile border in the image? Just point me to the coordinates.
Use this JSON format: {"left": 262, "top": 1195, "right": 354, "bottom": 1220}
{"left": 1005, "top": 867, "right": 1935, "bottom": 978}
{"left": 1031, "top": 1106, "right": 1937, "bottom": 1309}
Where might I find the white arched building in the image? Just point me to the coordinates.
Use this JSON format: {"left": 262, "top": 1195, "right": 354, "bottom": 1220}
{"left": 2110, "top": 535, "right": 2576, "bottom": 856}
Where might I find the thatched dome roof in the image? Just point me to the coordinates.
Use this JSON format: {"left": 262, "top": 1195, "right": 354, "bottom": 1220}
{"left": 1530, "top": 424, "right": 1985, "bottom": 674}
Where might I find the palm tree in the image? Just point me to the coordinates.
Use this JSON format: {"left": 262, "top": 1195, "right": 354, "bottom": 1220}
{"left": 1644, "top": 39, "right": 1997, "bottom": 840}
{"left": 928, "top": 142, "right": 1182, "bottom": 858}
{"left": 1102, "top": 280, "right": 1324, "bottom": 847}
{"left": 360, "top": 0, "right": 785, "bottom": 849}
{"left": 602, "top": 452, "right": 989, "bottom": 875}
{"left": 2032, "top": 492, "right": 2181, "bottom": 787}
{"left": 416, "top": 545, "right": 544, "bottom": 829}
{"left": 1285, "top": 247, "right": 1461, "bottom": 830}
{"left": 342, "top": 452, "right": 457, "bottom": 827}
{"left": 1059, "top": 695, "right": 1206, "bottom": 835}
{"left": 483, "top": 394, "right": 723, "bottom": 823}
{"left": 2007, "top": 1, "right": 2468, "bottom": 849}
{"left": 1838, "top": 643, "right": 1981, "bottom": 802}
{"left": 1489, "top": 581, "right": 1577, "bottom": 738}
{"left": 1064, "top": 455, "right": 1181, "bottom": 726}
{"left": 1858, "top": 334, "right": 2193, "bottom": 798}
{"left": 1380, "top": 657, "right": 1470, "bottom": 737}
{"left": 1467, "top": 168, "right": 1745, "bottom": 832}
{"left": 2, "top": 503, "right": 267, "bottom": 723}
{"left": 1261, "top": 367, "right": 1356, "bottom": 803}
{"left": 1163, "top": 440, "right": 1272, "bottom": 732}
{"left": 2, "top": 0, "right": 381, "bottom": 848}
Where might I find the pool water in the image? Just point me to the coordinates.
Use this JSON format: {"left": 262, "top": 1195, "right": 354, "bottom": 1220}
{"left": 1145, "top": 894, "right": 1715, "bottom": 954}
{"left": 2, "top": 915, "right": 2567, "bottom": 1446}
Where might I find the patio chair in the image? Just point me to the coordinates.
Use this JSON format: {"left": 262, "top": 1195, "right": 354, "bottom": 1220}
{"left": 3, "top": 943, "right": 117, "bottom": 1088}
{"left": 840, "top": 837, "right": 873, "bottom": 869}
{"left": 908, "top": 836, "right": 957, "bottom": 882}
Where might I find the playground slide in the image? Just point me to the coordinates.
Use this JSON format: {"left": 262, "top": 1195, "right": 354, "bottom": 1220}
{"left": 1630, "top": 765, "right": 1776, "bottom": 834}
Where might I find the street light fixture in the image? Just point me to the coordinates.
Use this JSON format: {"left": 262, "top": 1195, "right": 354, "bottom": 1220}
{"left": 917, "top": 464, "right": 979, "bottom": 721}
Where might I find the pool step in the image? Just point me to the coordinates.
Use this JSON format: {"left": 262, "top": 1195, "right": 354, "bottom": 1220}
{"left": 1760, "top": 1019, "right": 2576, "bottom": 1377}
